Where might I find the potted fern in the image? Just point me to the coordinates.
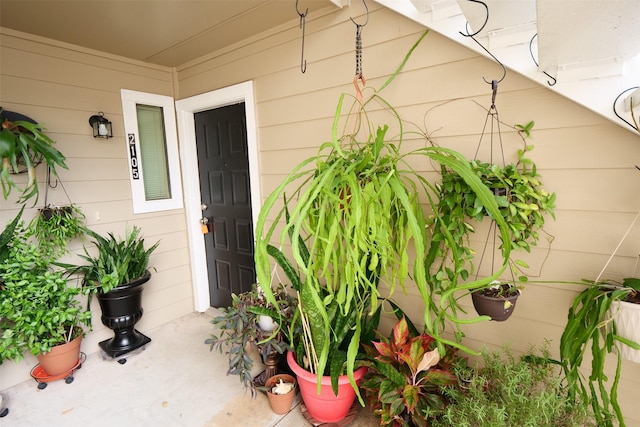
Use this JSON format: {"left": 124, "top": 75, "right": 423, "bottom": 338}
{"left": 73, "top": 226, "right": 159, "bottom": 358}
{"left": 0, "top": 109, "right": 67, "bottom": 204}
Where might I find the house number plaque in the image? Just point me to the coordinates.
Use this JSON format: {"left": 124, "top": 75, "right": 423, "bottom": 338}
{"left": 128, "top": 133, "right": 140, "bottom": 180}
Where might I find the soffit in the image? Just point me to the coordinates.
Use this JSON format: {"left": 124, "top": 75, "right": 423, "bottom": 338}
{"left": 0, "top": 0, "right": 338, "bottom": 68}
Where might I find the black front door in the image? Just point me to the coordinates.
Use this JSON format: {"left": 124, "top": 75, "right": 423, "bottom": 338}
{"left": 194, "top": 103, "right": 255, "bottom": 307}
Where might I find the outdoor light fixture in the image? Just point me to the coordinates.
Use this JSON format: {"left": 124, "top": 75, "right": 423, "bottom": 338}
{"left": 89, "top": 112, "right": 112, "bottom": 139}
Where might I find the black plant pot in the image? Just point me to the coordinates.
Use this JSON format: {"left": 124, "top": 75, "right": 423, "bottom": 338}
{"left": 97, "top": 270, "right": 152, "bottom": 358}
{"left": 471, "top": 289, "right": 520, "bottom": 321}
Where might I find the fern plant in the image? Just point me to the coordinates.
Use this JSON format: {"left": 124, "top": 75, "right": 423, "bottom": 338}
{"left": 0, "top": 109, "right": 67, "bottom": 204}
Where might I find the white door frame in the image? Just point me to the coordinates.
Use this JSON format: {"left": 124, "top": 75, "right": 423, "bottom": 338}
{"left": 175, "top": 81, "right": 261, "bottom": 312}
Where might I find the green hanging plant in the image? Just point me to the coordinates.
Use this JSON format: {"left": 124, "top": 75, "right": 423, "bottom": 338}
{"left": 0, "top": 109, "right": 67, "bottom": 204}
{"left": 254, "top": 31, "right": 512, "bottom": 403}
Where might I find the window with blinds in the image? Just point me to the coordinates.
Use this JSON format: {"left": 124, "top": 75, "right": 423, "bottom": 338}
{"left": 121, "top": 89, "right": 183, "bottom": 213}
{"left": 136, "top": 104, "right": 171, "bottom": 200}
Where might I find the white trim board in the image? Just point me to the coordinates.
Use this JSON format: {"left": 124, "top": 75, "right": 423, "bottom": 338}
{"left": 175, "top": 81, "right": 261, "bottom": 312}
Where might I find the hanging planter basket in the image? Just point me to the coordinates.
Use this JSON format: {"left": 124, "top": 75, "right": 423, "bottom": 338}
{"left": 472, "top": 284, "right": 520, "bottom": 321}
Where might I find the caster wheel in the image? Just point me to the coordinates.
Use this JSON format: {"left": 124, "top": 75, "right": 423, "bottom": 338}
{"left": 0, "top": 407, "right": 8, "bottom": 417}
{"left": 118, "top": 358, "right": 127, "bottom": 365}
{"left": 65, "top": 376, "right": 74, "bottom": 384}
{"left": 37, "top": 382, "right": 47, "bottom": 390}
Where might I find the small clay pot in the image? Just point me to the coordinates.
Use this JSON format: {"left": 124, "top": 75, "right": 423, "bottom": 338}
{"left": 265, "top": 374, "right": 296, "bottom": 415}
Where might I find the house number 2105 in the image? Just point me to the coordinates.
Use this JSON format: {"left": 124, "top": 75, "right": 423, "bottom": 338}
{"left": 128, "top": 134, "right": 140, "bottom": 180}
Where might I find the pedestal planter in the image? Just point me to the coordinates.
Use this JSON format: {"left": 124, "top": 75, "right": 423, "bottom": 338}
{"left": 265, "top": 374, "right": 296, "bottom": 414}
{"left": 287, "top": 351, "right": 367, "bottom": 423}
{"left": 612, "top": 300, "right": 640, "bottom": 363}
{"left": 97, "top": 271, "right": 151, "bottom": 358}
{"left": 37, "top": 335, "right": 82, "bottom": 376}
{"left": 472, "top": 289, "right": 520, "bottom": 321}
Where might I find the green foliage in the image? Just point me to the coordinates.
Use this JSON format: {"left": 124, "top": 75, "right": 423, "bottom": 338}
{"left": 74, "top": 226, "right": 159, "bottom": 294}
{"left": 0, "top": 110, "right": 67, "bottom": 204}
{"left": 0, "top": 219, "right": 91, "bottom": 362}
{"left": 30, "top": 204, "right": 86, "bottom": 253}
{"left": 435, "top": 140, "right": 556, "bottom": 255}
{"left": 361, "top": 317, "right": 460, "bottom": 427}
{"left": 205, "top": 283, "right": 296, "bottom": 397}
{"left": 0, "top": 206, "right": 24, "bottom": 264}
{"left": 560, "top": 282, "right": 640, "bottom": 427}
{"left": 254, "top": 30, "right": 513, "bottom": 403}
{"left": 434, "top": 344, "right": 594, "bottom": 427}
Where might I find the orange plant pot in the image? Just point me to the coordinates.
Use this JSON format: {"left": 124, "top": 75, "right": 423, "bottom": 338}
{"left": 36, "top": 335, "right": 82, "bottom": 376}
{"left": 265, "top": 374, "right": 296, "bottom": 415}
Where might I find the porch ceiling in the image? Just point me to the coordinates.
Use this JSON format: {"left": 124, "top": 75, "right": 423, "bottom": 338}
{"left": 0, "top": 0, "right": 341, "bottom": 68}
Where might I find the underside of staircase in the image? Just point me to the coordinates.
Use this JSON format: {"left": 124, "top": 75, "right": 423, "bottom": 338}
{"left": 374, "top": 0, "right": 640, "bottom": 133}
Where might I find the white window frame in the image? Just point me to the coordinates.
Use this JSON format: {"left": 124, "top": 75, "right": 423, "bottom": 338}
{"left": 121, "top": 89, "right": 184, "bottom": 213}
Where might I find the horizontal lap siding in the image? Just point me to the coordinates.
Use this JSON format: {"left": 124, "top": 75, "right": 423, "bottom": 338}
{"left": 0, "top": 29, "right": 192, "bottom": 389}
{"left": 179, "top": 4, "right": 640, "bottom": 424}
{"left": 2, "top": 1, "right": 639, "bottom": 423}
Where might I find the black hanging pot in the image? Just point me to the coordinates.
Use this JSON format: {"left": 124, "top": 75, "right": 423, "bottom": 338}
{"left": 97, "top": 270, "right": 152, "bottom": 358}
{"left": 471, "top": 285, "right": 520, "bottom": 321}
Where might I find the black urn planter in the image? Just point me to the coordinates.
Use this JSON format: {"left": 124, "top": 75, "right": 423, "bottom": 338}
{"left": 471, "top": 288, "right": 520, "bottom": 322}
{"left": 97, "top": 270, "right": 152, "bottom": 358}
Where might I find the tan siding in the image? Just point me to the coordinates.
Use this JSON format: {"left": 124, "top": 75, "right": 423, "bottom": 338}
{"left": 2, "top": 3, "right": 640, "bottom": 424}
{"left": 0, "top": 28, "right": 192, "bottom": 390}
{"left": 176, "top": 5, "right": 640, "bottom": 425}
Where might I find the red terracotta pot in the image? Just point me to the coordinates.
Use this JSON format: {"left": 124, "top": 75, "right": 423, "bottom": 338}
{"left": 36, "top": 335, "right": 82, "bottom": 376}
{"left": 287, "top": 351, "right": 367, "bottom": 423}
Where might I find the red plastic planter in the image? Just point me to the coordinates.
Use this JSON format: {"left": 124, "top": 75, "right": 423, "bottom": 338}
{"left": 287, "top": 351, "right": 367, "bottom": 423}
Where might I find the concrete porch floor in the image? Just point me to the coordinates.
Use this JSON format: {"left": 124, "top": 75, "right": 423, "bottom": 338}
{"left": 0, "top": 309, "right": 379, "bottom": 426}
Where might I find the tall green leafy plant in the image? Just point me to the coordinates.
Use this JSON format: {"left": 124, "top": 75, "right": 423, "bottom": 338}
{"left": 254, "top": 30, "right": 512, "bottom": 400}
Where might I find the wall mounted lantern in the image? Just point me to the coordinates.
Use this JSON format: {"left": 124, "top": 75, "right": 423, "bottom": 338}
{"left": 89, "top": 112, "right": 112, "bottom": 139}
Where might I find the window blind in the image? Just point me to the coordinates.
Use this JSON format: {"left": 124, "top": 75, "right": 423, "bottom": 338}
{"left": 136, "top": 104, "right": 171, "bottom": 200}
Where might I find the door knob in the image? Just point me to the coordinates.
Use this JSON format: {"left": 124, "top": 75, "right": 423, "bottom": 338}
{"left": 201, "top": 203, "right": 208, "bottom": 211}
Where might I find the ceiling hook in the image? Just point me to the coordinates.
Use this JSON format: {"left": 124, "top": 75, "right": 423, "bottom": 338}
{"left": 457, "top": 0, "right": 505, "bottom": 84}
{"left": 296, "top": 0, "right": 308, "bottom": 73}
{"left": 529, "top": 34, "right": 557, "bottom": 86}
{"left": 459, "top": 0, "right": 489, "bottom": 38}
{"left": 349, "top": 0, "right": 369, "bottom": 28}
{"left": 613, "top": 86, "right": 640, "bottom": 132}
{"left": 466, "top": 33, "right": 506, "bottom": 85}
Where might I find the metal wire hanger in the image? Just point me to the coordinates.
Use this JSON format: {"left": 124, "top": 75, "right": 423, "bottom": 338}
{"left": 296, "top": 0, "right": 308, "bottom": 73}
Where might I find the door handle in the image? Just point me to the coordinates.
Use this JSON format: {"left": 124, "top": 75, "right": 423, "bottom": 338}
{"left": 201, "top": 203, "right": 208, "bottom": 211}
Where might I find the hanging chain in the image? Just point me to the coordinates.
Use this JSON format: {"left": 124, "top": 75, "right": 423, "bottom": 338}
{"left": 350, "top": 0, "right": 369, "bottom": 102}
{"left": 355, "top": 25, "right": 363, "bottom": 78}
